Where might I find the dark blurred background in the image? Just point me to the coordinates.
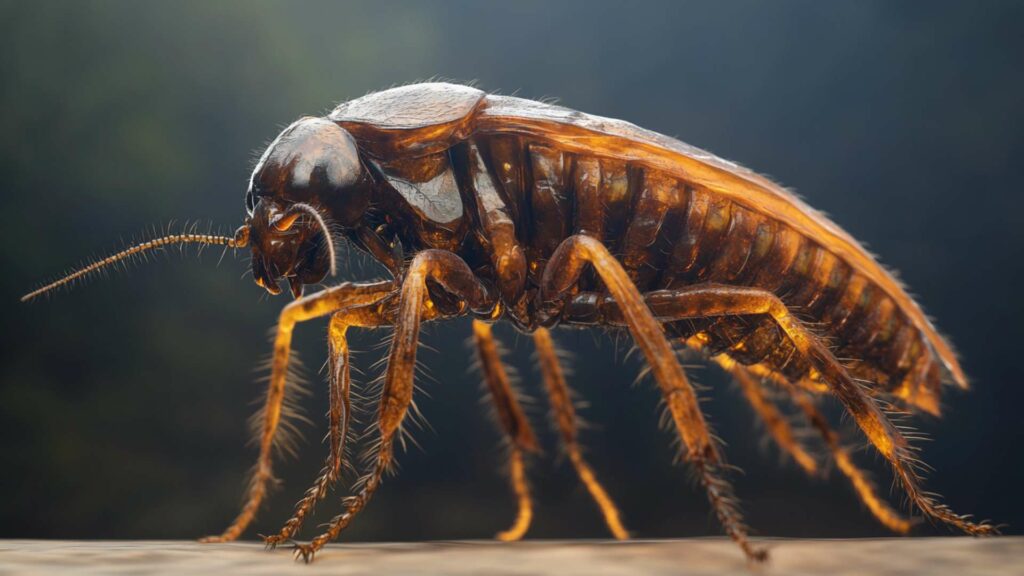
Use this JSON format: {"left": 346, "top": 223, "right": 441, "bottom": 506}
{"left": 2, "top": 1, "right": 1021, "bottom": 541}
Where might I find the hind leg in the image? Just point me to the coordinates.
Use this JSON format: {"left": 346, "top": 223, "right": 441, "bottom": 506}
{"left": 789, "top": 387, "right": 913, "bottom": 533}
{"left": 533, "top": 327, "right": 629, "bottom": 540}
{"left": 540, "top": 235, "right": 766, "bottom": 562}
{"left": 471, "top": 319, "right": 540, "bottom": 541}
{"left": 712, "top": 354, "right": 911, "bottom": 532}
{"left": 714, "top": 354, "right": 818, "bottom": 475}
{"left": 594, "top": 284, "right": 993, "bottom": 535}
{"left": 200, "top": 281, "right": 394, "bottom": 543}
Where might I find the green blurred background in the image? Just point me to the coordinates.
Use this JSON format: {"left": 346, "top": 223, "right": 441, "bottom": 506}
{"left": 2, "top": 1, "right": 1021, "bottom": 540}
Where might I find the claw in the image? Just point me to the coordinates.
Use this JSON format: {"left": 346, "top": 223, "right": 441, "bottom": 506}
{"left": 292, "top": 543, "right": 317, "bottom": 564}
{"left": 260, "top": 533, "right": 290, "bottom": 551}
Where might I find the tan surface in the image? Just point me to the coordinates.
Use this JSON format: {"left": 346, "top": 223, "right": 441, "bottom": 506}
{"left": 0, "top": 538, "right": 1020, "bottom": 575}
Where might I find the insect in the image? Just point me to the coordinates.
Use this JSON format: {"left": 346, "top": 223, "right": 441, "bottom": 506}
{"left": 23, "top": 82, "right": 995, "bottom": 563}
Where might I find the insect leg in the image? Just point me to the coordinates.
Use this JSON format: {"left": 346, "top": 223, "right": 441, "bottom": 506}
{"left": 600, "top": 284, "right": 994, "bottom": 536}
{"left": 200, "top": 280, "right": 395, "bottom": 543}
{"left": 471, "top": 319, "right": 540, "bottom": 541}
{"left": 710, "top": 352, "right": 911, "bottom": 532}
{"left": 540, "top": 235, "right": 767, "bottom": 563}
{"left": 788, "top": 386, "right": 914, "bottom": 533}
{"left": 713, "top": 354, "right": 819, "bottom": 476}
{"left": 533, "top": 327, "right": 629, "bottom": 540}
{"left": 293, "top": 250, "right": 493, "bottom": 562}
{"left": 264, "top": 302, "right": 394, "bottom": 546}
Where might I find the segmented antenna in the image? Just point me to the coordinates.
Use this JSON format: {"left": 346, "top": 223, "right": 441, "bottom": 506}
{"left": 21, "top": 231, "right": 246, "bottom": 302}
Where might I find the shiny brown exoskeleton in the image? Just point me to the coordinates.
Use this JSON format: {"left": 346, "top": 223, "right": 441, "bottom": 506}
{"left": 24, "top": 82, "right": 995, "bottom": 563}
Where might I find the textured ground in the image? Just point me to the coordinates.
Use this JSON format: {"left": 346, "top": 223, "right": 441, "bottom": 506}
{"left": 0, "top": 538, "right": 1020, "bottom": 575}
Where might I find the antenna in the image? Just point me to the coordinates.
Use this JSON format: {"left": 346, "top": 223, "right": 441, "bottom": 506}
{"left": 21, "top": 228, "right": 249, "bottom": 302}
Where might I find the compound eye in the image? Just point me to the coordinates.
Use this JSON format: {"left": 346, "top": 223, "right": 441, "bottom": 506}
{"left": 273, "top": 212, "right": 300, "bottom": 232}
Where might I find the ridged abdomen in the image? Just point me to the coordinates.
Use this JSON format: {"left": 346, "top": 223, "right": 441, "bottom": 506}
{"left": 471, "top": 135, "right": 941, "bottom": 409}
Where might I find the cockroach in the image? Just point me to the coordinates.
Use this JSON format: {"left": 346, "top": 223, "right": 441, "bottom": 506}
{"left": 23, "top": 82, "right": 996, "bottom": 563}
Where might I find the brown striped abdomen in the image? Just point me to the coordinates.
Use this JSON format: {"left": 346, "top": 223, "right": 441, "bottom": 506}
{"left": 472, "top": 136, "right": 942, "bottom": 413}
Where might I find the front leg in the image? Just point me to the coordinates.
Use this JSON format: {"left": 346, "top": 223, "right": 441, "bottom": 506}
{"left": 265, "top": 300, "right": 396, "bottom": 546}
{"left": 200, "top": 280, "right": 394, "bottom": 543}
{"left": 294, "top": 250, "right": 494, "bottom": 562}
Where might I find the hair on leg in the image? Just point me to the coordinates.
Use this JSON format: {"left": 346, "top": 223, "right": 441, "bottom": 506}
{"left": 533, "top": 327, "right": 629, "bottom": 540}
{"left": 713, "top": 352, "right": 912, "bottom": 532}
{"left": 713, "top": 354, "right": 818, "bottom": 476}
{"left": 200, "top": 281, "right": 394, "bottom": 543}
{"left": 471, "top": 319, "right": 540, "bottom": 541}
{"left": 292, "top": 251, "right": 493, "bottom": 562}
{"left": 263, "top": 303, "right": 393, "bottom": 546}
{"left": 789, "top": 389, "right": 914, "bottom": 533}
{"left": 598, "top": 284, "right": 994, "bottom": 536}
{"left": 540, "top": 235, "right": 767, "bottom": 563}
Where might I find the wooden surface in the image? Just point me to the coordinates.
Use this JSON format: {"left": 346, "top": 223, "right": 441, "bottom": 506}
{"left": 0, "top": 538, "right": 1020, "bottom": 575}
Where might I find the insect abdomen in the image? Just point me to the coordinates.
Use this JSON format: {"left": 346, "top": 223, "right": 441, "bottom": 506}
{"left": 652, "top": 173, "right": 941, "bottom": 410}
{"left": 479, "top": 137, "right": 942, "bottom": 411}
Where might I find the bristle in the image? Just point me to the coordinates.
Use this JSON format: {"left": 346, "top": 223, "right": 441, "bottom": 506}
{"left": 247, "top": 350, "right": 311, "bottom": 459}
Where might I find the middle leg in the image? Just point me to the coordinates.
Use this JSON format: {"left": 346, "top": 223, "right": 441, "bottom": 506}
{"left": 471, "top": 319, "right": 540, "bottom": 541}
{"left": 533, "top": 327, "right": 629, "bottom": 540}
